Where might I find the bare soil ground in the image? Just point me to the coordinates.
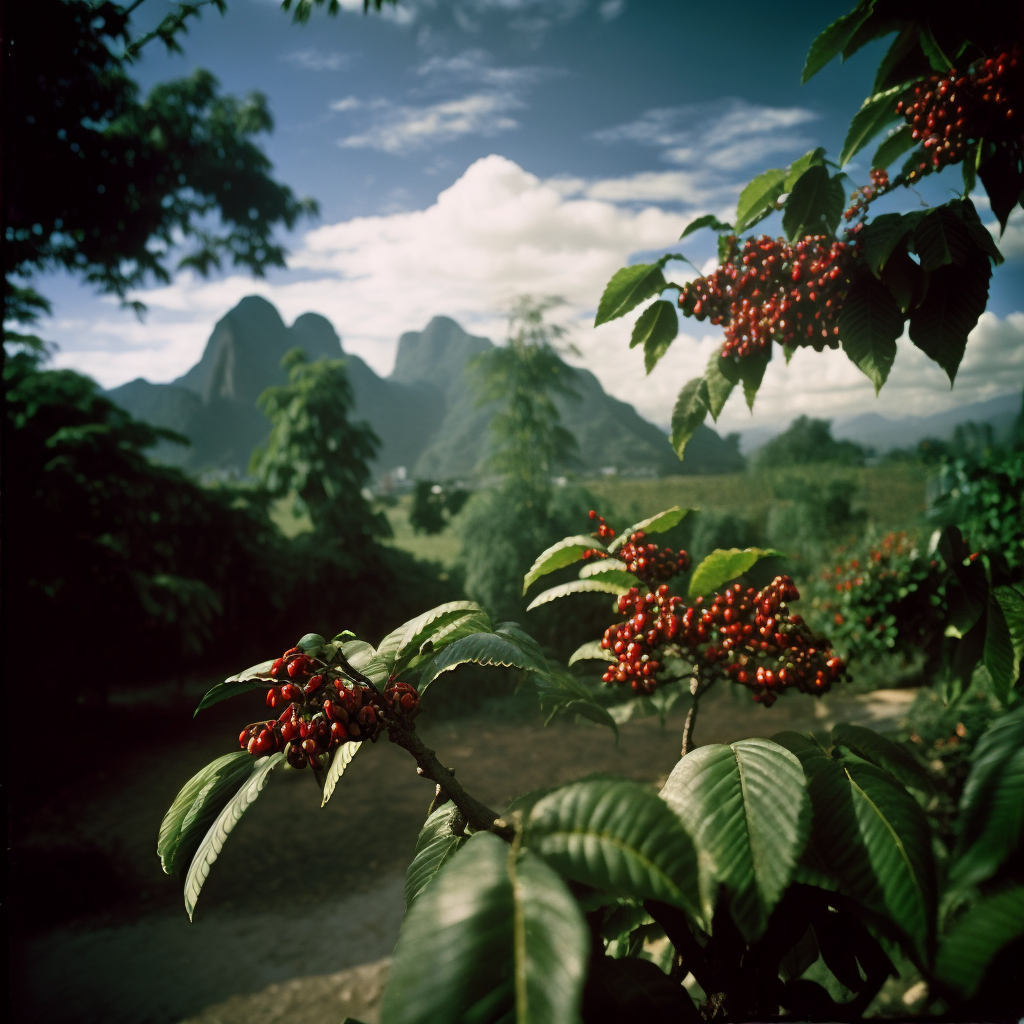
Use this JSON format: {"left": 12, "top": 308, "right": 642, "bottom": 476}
{"left": 9, "top": 682, "right": 915, "bottom": 1024}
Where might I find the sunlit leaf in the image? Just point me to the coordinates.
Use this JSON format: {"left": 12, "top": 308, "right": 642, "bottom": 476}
{"left": 782, "top": 164, "right": 845, "bottom": 240}
{"left": 630, "top": 299, "right": 679, "bottom": 374}
{"left": 523, "top": 536, "right": 603, "bottom": 594}
{"left": 377, "top": 601, "right": 485, "bottom": 668}
{"left": 840, "top": 84, "right": 907, "bottom": 166}
{"left": 419, "top": 631, "right": 547, "bottom": 694}
{"left": 404, "top": 806, "right": 467, "bottom": 908}
{"left": 595, "top": 262, "right": 668, "bottom": 326}
{"left": 680, "top": 213, "right": 733, "bottom": 238}
{"left": 608, "top": 506, "right": 692, "bottom": 553}
{"left": 526, "top": 576, "right": 637, "bottom": 611}
{"left": 801, "top": 0, "right": 874, "bottom": 83}
{"left": 735, "top": 167, "right": 787, "bottom": 232}
{"left": 670, "top": 377, "right": 709, "bottom": 460}
{"left": 688, "top": 547, "right": 784, "bottom": 599}
{"left": 830, "top": 723, "right": 934, "bottom": 798}
{"left": 320, "top": 741, "right": 362, "bottom": 808}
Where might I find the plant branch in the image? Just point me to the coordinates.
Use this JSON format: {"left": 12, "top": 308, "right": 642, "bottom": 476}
{"left": 682, "top": 671, "right": 714, "bottom": 756}
{"left": 389, "top": 720, "right": 513, "bottom": 839}
{"left": 332, "top": 651, "right": 382, "bottom": 696}
{"left": 645, "top": 900, "right": 711, "bottom": 993}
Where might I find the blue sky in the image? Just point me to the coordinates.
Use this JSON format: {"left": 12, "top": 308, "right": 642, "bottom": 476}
{"left": 39, "top": 0, "right": 1024, "bottom": 432}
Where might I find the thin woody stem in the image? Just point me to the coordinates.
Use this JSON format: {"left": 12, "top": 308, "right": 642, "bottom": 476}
{"left": 682, "top": 671, "right": 714, "bottom": 757}
{"left": 389, "top": 719, "right": 513, "bottom": 840}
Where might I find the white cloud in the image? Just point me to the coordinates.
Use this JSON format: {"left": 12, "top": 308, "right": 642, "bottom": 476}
{"left": 330, "top": 96, "right": 363, "bottom": 111}
{"left": 599, "top": 0, "right": 624, "bottom": 20}
{"left": 415, "top": 48, "right": 558, "bottom": 89}
{"left": 987, "top": 206, "right": 1024, "bottom": 259}
{"left": 281, "top": 48, "right": 352, "bottom": 71}
{"left": 339, "top": 92, "right": 523, "bottom": 151}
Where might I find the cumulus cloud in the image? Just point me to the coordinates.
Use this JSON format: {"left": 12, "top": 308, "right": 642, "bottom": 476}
{"left": 47, "top": 156, "right": 1023, "bottom": 439}
{"left": 415, "top": 48, "right": 558, "bottom": 90}
{"left": 280, "top": 48, "right": 352, "bottom": 71}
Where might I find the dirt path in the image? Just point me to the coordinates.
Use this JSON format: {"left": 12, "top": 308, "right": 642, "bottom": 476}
{"left": 10, "top": 685, "right": 915, "bottom": 1024}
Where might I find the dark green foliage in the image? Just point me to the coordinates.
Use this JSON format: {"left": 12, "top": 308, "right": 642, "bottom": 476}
{"left": 3, "top": 0, "right": 314, "bottom": 321}
{"left": 409, "top": 481, "right": 469, "bottom": 536}
{"left": 755, "top": 417, "right": 867, "bottom": 470}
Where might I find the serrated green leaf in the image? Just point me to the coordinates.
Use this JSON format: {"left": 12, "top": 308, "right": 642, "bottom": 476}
{"left": 783, "top": 164, "right": 845, "bottom": 240}
{"left": 184, "top": 753, "right": 285, "bottom": 920}
{"left": 830, "top": 723, "right": 934, "bottom": 798}
{"left": 404, "top": 806, "right": 467, "bottom": 908}
{"left": 595, "top": 262, "right": 668, "bottom": 326}
{"left": 801, "top": 0, "right": 874, "bottom": 83}
{"left": 914, "top": 206, "right": 974, "bottom": 271}
{"left": 719, "top": 349, "right": 771, "bottom": 411}
{"left": 840, "top": 84, "right": 907, "bottom": 166}
{"left": 608, "top": 506, "right": 692, "bottom": 553}
{"left": 631, "top": 300, "right": 678, "bottom": 374}
{"left": 525, "top": 777, "right": 702, "bottom": 919}
{"left": 984, "top": 595, "right": 1016, "bottom": 701}
{"left": 320, "top": 740, "right": 362, "bottom": 808}
{"left": 526, "top": 576, "right": 636, "bottom": 611}
{"left": 193, "top": 677, "right": 273, "bottom": 717}
{"left": 680, "top": 213, "right": 733, "bottom": 239}
{"left": 993, "top": 585, "right": 1024, "bottom": 674}
{"left": 703, "top": 352, "right": 735, "bottom": 420}
{"left": 871, "top": 123, "right": 917, "bottom": 169}
{"left": 530, "top": 665, "right": 620, "bottom": 739}
{"left": 579, "top": 557, "right": 628, "bottom": 578}
{"left": 158, "top": 751, "right": 253, "bottom": 874}
{"left": 688, "top": 547, "right": 784, "bottom": 600}
{"left": 660, "top": 739, "right": 810, "bottom": 941}
{"left": 909, "top": 262, "right": 990, "bottom": 384}
{"left": 861, "top": 211, "right": 921, "bottom": 275}
{"left": 376, "top": 601, "right": 485, "bottom": 669}
{"left": 670, "top": 377, "right": 709, "bottom": 461}
{"left": 784, "top": 148, "right": 828, "bottom": 191}
{"left": 419, "top": 632, "right": 547, "bottom": 694}
{"left": 382, "top": 833, "right": 589, "bottom": 1024}
{"left": 735, "top": 167, "right": 787, "bottom": 232}
{"left": 951, "top": 705, "right": 1024, "bottom": 889}
{"left": 340, "top": 639, "right": 377, "bottom": 671}
{"left": 839, "top": 272, "right": 904, "bottom": 392}
{"left": 419, "top": 610, "right": 493, "bottom": 655}
{"left": 958, "top": 197, "right": 1004, "bottom": 265}
{"left": 568, "top": 640, "right": 616, "bottom": 666}
{"left": 523, "top": 536, "right": 604, "bottom": 594}
{"left": 935, "top": 885, "right": 1024, "bottom": 998}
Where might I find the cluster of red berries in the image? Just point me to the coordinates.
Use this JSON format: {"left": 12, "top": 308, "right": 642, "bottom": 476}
{"left": 617, "top": 531, "right": 690, "bottom": 583}
{"left": 844, "top": 168, "right": 891, "bottom": 223}
{"left": 600, "top": 584, "right": 686, "bottom": 694}
{"left": 679, "top": 233, "right": 859, "bottom": 359}
{"left": 238, "top": 645, "right": 419, "bottom": 769}
{"left": 898, "top": 45, "right": 1022, "bottom": 182}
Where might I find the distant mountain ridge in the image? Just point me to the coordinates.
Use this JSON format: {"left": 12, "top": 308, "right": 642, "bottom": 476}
{"left": 108, "top": 295, "right": 746, "bottom": 479}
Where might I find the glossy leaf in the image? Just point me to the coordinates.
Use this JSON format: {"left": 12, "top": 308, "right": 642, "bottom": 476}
{"left": 320, "top": 740, "right": 362, "bottom": 808}
{"left": 526, "top": 575, "right": 636, "bottom": 611}
{"left": 840, "top": 84, "right": 907, "bottom": 166}
{"left": 382, "top": 832, "right": 589, "bottom": 1024}
{"left": 783, "top": 147, "right": 827, "bottom": 190}
{"left": 607, "top": 506, "right": 691, "bottom": 553}
{"left": 993, "top": 585, "right": 1024, "bottom": 678}
{"left": 579, "top": 557, "right": 629, "bottom": 578}
{"left": 717, "top": 347, "right": 771, "bottom": 410}
{"left": 801, "top": 0, "right": 874, "bottom": 83}
{"left": 339, "top": 639, "right": 377, "bottom": 671}
{"left": 704, "top": 352, "right": 735, "bottom": 419}
{"left": 419, "top": 610, "right": 493, "bottom": 655}
{"left": 680, "top": 213, "right": 733, "bottom": 239}
{"left": 377, "top": 601, "right": 485, "bottom": 668}
{"left": 404, "top": 806, "right": 467, "bottom": 908}
{"left": 523, "top": 536, "right": 604, "bottom": 594}
{"left": 568, "top": 640, "right": 615, "bottom": 666}
{"left": 830, "top": 723, "right": 934, "bottom": 797}
{"left": 914, "top": 207, "right": 973, "bottom": 271}
{"left": 909, "top": 262, "right": 990, "bottom": 384}
{"left": 419, "top": 631, "right": 546, "bottom": 693}
{"left": 839, "top": 273, "right": 904, "bottom": 393}
{"left": 158, "top": 751, "right": 252, "bottom": 874}
{"left": 659, "top": 739, "right": 810, "bottom": 940}
{"left": 631, "top": 299, "right": 679, "bottom": 374}
{"left": 777, "top": 740, "right": 936, "bottom": 963}
{"left": 871, "top": 123, "right": 917, "bottom": 169}
{"left": 194, "top": 677, "right": 273, "bottom": 717}
{"left": 984, "top": 595, "right": 1016, "bottom": 701}
{"left": 735, "top": 167, "right": 787, "bottom": 232}
{"left": 525, "top": 777, "right": 702, "bottom": 918}
{"left": 296, "top": 632, "right": 325, "bottom": 655}
{"left": 935, "top": 885, "right": 1024, "bottom": 998}
{"left": 782, "top": 164, "right": 845, "bottom": 240}
{"left": 595, "top": 261, "right": 668, "bottom": 326}
{"left": 688, "top": 547, "right": 783, "bottom": 600}
{"left": 670, "top": 377, "right": 709, "bottom": 461}
{"left": 184, "top": 752, "right": 285, "bottom": 920}
{"left": 530, "top": 665, "right": 619, "bottom": 738}
{"left": 951, "top": 705, "right": 1024, "bottom": 889}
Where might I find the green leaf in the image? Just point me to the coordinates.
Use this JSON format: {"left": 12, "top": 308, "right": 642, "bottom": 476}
{"left": 779, "top": 742, "right": 936, "bottom": 963}
{"left": 984, "top": 595, "right": 1016, "bottom": 700}
{"left": 183, "top": 753, "right": 285, "bottom": 920}
{"left": 630, "top": 300, "right": 679, "bottom": 374}
{"left": 670, "top": 377, "right": 709, "bottom": 461}
{"left": 935, "top": 885, "right": 1024, "bottom": 998}
{"left": 404, "top": 806, "right": 467, "bottom": 908}
{"left": 525, "top": 777, "right": 702, "bottom": 919}
{"left": 958, "top": 197, "right": 1004, "bottom": 265}
{"left": 193, "top": 678, "right": 272, "bottom": 717}
{"left": 320, "top": 740, "right": 362, "bottom": 808}
{"left": 296, "top": 632, "right": 325, "bottom": 655}
{"left": 523, "top": 536, "right": 604, "bottom": 594}
{"left": 579, "top": 557, "right": 629, "bottom": 578}
{"left": 530, "top": 665, "right": 620, "bottom": 738}
{"left": 688, "top": 547, "right": 784, "bottom": 600}
{"left": 839, "top": 273, "right": 904, "bottom": 393}
{"left": 568, "top": 640, "right": 615, "bottom": 666}
{"left": 703, "top": 352, "right": 735, "bottom": 420}
{"left": 376, "top": 601, "right": 485, "bottom": 669}
{"left": 607, "top": 506, "right": 692, "bottom": 553}
{"left": 919, "top": 23, "right": 954, "bottom": 72}
{"left": 801, "top": 0, "right": 874, "bottom": 83}
{"left": 783, "top": 147, "right": 828, "bottom": 190}
{"left": 840, "top": 84, "right": 907, "bottom": 166}
{"left": 871, "top": 123, "right": 917, "bottom": 169}
{"left": 830, "top": 724, "right": 935, "bottom": 798}
{"left": 872, "top": 25, "right": 924, "bottom": 92}
{"left": 914, "top": 206, "right": 974, "bottom": 271}
{"left": 951, "top": 705, "right": 1024, "bottom": 889}
{"left": 339, "top": 639, "right": 377, "bottom": 671}
{"left": 909, "top": 262, "right": 990, "bottom": 384}
{"left": 158, "top": 751, "right": 252, "bottom": 875}
{"left": 382, "top": 832, "right": 589, "bottom": 1024}
{"left": 719, "top": 349, "right": 771, "bottom": 410}
{"left": 419, "top": 632, "right": 547, "bottom": 694}
{"left": 526, "top": 576, "right": 637, "bottom": 611}
{"left": 782, "top": 164, "right": 845, "bottom": 240}
{"left": 735, "top": 167, "right": 787, "bottom": 232}
{"left": 680, "top": 213, "right": 733, "bottom": 239}
{"left": 419, "top": 610, "right": 494, "bottom": 655}
{"left": 993, "top": 585, "right": 1024, "bottom": 677}
{"left": 861, "top": 211, "right": 921, "bottom": 275}
{"left": 659, "top": 739, "right": 810, "bottom": 941}
{"left": 595, "top": 262, "right": 668, "bottom": 326}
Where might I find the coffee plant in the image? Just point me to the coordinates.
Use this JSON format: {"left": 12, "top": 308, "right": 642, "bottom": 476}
{"left": 158, "top": 3, "right": 1024, "bottom": 1021}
